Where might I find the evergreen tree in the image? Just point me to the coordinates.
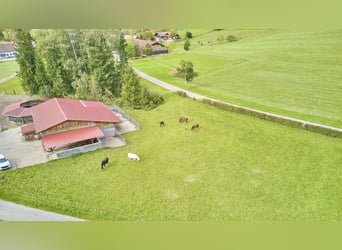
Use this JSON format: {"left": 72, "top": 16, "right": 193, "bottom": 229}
{"left": 120, "top": 66, "right": 141, "bottom": 108}
{"left": 117, "top": 33, "right": 128, "bottom": 65}
{"left": 87, "top": 33, "right": 121, "bottom": 98}
{"left": 14, "top": 29, "right": 37, "bottom": 95}
{"left": 72, "top": 73, "right": 101, "bottom": 101}
{"left": 33, "top": 29, "right": 76, "bottom": 97}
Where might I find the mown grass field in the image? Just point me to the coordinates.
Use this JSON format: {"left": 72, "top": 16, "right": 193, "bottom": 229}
{"left": 0, "top": 60, "right": 18, "bottom": 79}
{"left": 1, "top": 80, "right": 341, "bottom": 221}
{"left": 0, "top": 76, "right": 25, "bottom": 95}
{"left": 131, "top": 30, "right": 342, "bottom": 128}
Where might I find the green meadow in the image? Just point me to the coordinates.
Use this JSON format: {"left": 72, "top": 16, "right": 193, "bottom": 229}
{"left": 0, "top": 76, "right": 25, "bottom": 95}
{"left": 0, "top": 60, "right": 18, "bottom": 79}
{"left": 131, "top": 30, "right": 342, "bottom": 128}
{"left": 1, "top": 80, "right": 341, "bottom": 221}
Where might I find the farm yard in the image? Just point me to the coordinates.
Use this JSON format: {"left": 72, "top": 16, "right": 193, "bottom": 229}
{"left": 0, "top": 29, "right": 341, "bottom": 221}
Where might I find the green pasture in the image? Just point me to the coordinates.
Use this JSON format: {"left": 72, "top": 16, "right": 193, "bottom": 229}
{"left": 0, "top": 76, "right": 25, "bottom": 95}
{"left": 1, "top": 80, "right": 341, "bottom": 221}
{"left": 131, "top": 30, "right": 342, "bottom": 128}
{"left": 0, "top": 60, "right": 19, "bottom": 79}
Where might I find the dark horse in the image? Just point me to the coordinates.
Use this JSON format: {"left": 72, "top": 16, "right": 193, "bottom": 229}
{"left": 160, "top": 121, "right": 165, "bottom": 127}
{"left": 179, "top": 116, "right": 189, "bottom": 123}
{"left": 101, "top": 157, "right": 109, "bottom": 170}
{"left": 191, "top": 124, "right": 199, "bottom": 130}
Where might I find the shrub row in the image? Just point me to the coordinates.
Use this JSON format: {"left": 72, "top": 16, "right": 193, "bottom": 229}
{"left": 201, "top": 98, "right": 342, "bottom": 138}
{"left": 304, "top": 124, "right": 342, "bottom": 139}
{"left": 176, "top": 91, "right": 187, "bottom": 97}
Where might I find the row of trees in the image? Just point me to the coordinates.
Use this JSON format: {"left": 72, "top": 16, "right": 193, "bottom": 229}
{"left": 12, "top": 29, "right": 163, "bottom": 109}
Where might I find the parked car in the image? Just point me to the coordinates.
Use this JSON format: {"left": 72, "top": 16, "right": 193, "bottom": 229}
{"left": 0, "top": 154, "right": 11, "bottom": 171}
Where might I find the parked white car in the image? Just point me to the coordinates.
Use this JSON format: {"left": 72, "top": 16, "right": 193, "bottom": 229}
{"left": 0, "top": 154, "right": 11, "bottom": 171}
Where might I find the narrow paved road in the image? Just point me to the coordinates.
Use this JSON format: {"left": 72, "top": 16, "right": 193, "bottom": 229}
{"left": 0, "top": 199, "right": 85, "bottom": 221}
{"left": 0, "top": 72, "right": 17, "bottom": 84}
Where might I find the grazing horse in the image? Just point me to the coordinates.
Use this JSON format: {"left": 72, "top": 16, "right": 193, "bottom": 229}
{"left": 179, "top": 116, "right": 189, "bottom": 123}
{"left": 191, "top": 124, "right": 200, "bottom": 130}
{"left": 101, "top": 157, "right": 109, "bottom": 170}
{"left": 160, "top": 121, "right": 165, "bottom": 127}
{"left": 128, "top": 153, "right": 140, "bottom": 162}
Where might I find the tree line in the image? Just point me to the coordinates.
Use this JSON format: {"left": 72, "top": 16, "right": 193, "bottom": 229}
{"left": 11, "top": 29, "right": 163, "bottom": 109}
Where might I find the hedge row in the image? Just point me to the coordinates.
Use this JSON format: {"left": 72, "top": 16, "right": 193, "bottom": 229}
{"left": 201, "top": 98, "right": 342, "bottom": 139}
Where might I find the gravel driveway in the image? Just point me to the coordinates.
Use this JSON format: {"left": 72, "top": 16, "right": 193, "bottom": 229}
{"left": 0, "top": 126, "right": 48, "bottom": 168}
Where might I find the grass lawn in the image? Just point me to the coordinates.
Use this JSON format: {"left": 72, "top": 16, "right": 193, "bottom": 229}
{"left": 1, "top": 80, "right": 341, "bottom": 221}
{"left": 0, "top": 76, "right": 25, "bottom": 95}
{"left": 0, "top": 60, "right": 19, "bottom": 79}
{"left": 131, "top": 30, "right": 342, "bottom": 128}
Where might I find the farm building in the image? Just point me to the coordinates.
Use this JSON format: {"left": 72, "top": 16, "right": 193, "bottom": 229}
{"left": 2, "top": 98, "right": 125, "bottom": 157}
{"left": 135, "top": 39, "right": 168, "bottom": 55}
{"left": 0, "top": 43, "right": 17, "bottom": 59}
{"left": 29, "top": 98, "right": 122, "bottom": 152}
{"left": 1, "top": 99, "right": 46, "bottom": 124}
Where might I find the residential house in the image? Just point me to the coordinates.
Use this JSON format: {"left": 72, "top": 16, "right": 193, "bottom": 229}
{"left": 0, "top": 43, "right": 17, "bottom": 59}
{"left": 135, "top": 39, "right": 168, "bottom": 55}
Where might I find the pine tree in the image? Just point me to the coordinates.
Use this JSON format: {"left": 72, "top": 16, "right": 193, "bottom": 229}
{"left": 14, "top": 29, "right": 37, "bottom": 95}
{"left": 87, "top": 33, "right": 121, "bottom": 98}
{"left": 117, "top": 33, "right": 128, "bottom": 65}
{"left": 120, "top": 66, "right": 141, "bottom": 108}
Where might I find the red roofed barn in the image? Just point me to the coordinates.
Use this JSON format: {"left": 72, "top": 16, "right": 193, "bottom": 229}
{"left": 30, "top": 98, "right": 122, "bottom": 151}
{"left": 2, "top": 98, "right": 126, "bottom": 158}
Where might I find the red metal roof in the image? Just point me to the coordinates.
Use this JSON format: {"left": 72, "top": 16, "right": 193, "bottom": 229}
{"left": 21, "top": 123, "right": 35, "bottom": 134}
{"left": 2, "top": 99, "right": 44, "bottom": 117}
{"left": 2, "top": 100, "right": 27, "bottom": 116}
{"left": 32, "top": 98, "right": 122, "bottom": 133}
{"left": 3, "top": 107, "right": 29, "bottom": 117}
{"left": 42, "top": 125, "right": 104, "bottom": 150}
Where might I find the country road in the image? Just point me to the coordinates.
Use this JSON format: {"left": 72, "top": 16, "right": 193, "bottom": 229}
{"left": 0, "top": 199, "right": 85, "bottom": 221}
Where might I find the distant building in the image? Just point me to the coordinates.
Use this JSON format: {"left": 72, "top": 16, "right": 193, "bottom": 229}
{"left": 154, "top": 32, "right": 181, "bottom": 40}
{"left": 135, "top": 39, "right": 168, "bottom": 55}
{"left": 0, "top": 43, "right": 17, "bottom": 59}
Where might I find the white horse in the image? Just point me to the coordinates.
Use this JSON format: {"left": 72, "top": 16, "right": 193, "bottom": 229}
{"left": 128, "top": 152, "right": 140, "bottom": 162}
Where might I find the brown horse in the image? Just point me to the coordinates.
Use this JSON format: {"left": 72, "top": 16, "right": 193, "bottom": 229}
{"left": 191, "top": 124, "right": 199, "bottom": 130}
{"left": 179, "top": 116, "right": 189, "bottom": 123}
